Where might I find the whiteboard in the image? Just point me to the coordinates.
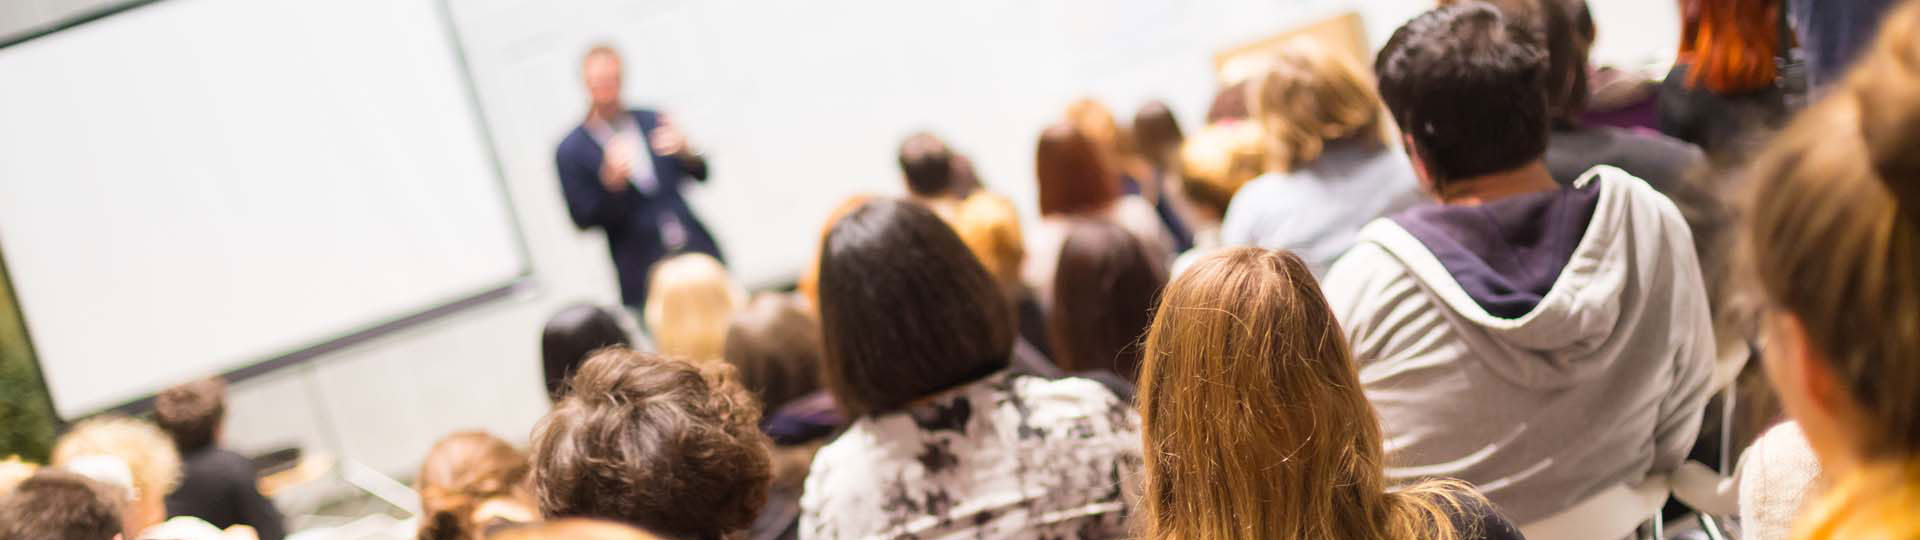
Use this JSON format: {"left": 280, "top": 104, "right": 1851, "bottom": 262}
{"left": 0, "top": 0, "right": 527, "bottom": 417}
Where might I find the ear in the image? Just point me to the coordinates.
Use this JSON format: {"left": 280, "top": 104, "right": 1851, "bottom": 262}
{"left": 1401, "top": 133, "right": 1439, "bottom": 198}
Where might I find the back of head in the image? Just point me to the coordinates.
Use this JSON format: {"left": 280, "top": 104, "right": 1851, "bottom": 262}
{"left": 1742, "top": 5, "right": 1920, "bottom": 538}
{"left": 154, "top": 377, "right": 227, "bottom": 453}
{"left": 948, "top": 190, "right": 1027, "bottom": 293}
{"left": 1178, "top": 122, "right": 1271, "bottom": 220}
{"left": 1678, "top": 0, "right": 1780, "bottom": 93}
{"left": 0, "top": 470, "right": 125, "bottom": 540}
{"left": 1139, "top": 248, "right": 1469, "bottom": 540}
{"left": 1064, "top": 98, "right": 1128, "bottom": 162}
{"left": 418, "top": 431, "right": 533, "bottom": 540}
{"left": 1133, "top": 100, "right": 1185, "bottom": 168}
{"left": 723, "top": 293, "right": 824, "bottom": 414}
{"left": 542, "top": 304, "right": 631, "bottom": 401}
{"left": 1745, "top": 0, "right": 1920, "bottom": 464}
{"left": 644, "top": 253, "right": 744, "bottom": 363}
{"left": 1440, "top": 0, "right": 1591, "bottom": 122}
{"left": 1376, "top": 2, "right": 1550, "bottom": 184}
{"left": 1207, "top": 80, "right": 1252, "bottom": 125}
{"left": 897, "top": 132, "right": 956, "bottom": 198}
{"left": 52, "top": 416, "right": 180, "bottom": 533}
{"left": 816, "top": 199, "right": 1012, "bottom": 417}
{"left": 1049, "top": 221, "right": 1166, "bottom": 380}
{"left": 1036, "top": 123, "right": 1120, "bottom": 216}
{"left": 489, "top": 519, "right": 663, "bottom": 540}
{"left": 530, "top": 349, "right": 770, "bottom": 539}
{"left": 1249, "top": 38, "right": 1387, "bottom": 171}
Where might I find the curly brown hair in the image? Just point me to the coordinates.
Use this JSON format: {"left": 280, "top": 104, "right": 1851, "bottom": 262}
{"left": 529, "top": 349, "right": 771, "bottom": 540}
{"left": 416, "top": 431, "right": 532, "bottom": 540}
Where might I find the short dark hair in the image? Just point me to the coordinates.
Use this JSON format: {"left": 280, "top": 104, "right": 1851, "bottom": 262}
{"left": 541, "top": 304, "right": 631, "bottom": 401}
{"left": 1376, "top": 2, "right": 1550, "bottom": 183}
{"left": 1206, "top": 80, "right": 1251, "bottom": 125}
{"left": 817, "top": 199, "right": 1013, "bottom": 417}
{"left": 0, "top": 470, "right": 124, "bottom": 540}
{"left": 1447, "top": 0, "right": 1593, "bottom": 122}
{"left": 1049, "top": 221, "right": 1167, "bottom": 381}
{"left": 722, "top": 293, "right": 824, "bottom": 413}
{"left": 1132, "top": 100, "right": 1185, "bottom": 167}
{"left": 530, "top": 349, "right": 770, "bottom": 540}
{"left": 153, "top": 377, "right": 226, "bottom": 452}
{"left": 897, "top": 132, "right": 956, "bottom": 197}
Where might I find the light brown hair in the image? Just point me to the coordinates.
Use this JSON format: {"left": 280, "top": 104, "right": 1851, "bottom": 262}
{"left": 1247, "top": 38, "right": 1388, "bottom": 172}
{"left": 154, "top": 377, "right": 226, "bottom": 453}
{"left": 644, "top": 253, "right": 744, "bottom": 364}
{"left": 722, "top": 293, "right": 824, "bottom": 414}
{"left": 948, "top": 190, "right": 1027, "bottom": 293}
{"left": 1178, "top": 122, "right": 1271, "bottom": 219}
{"left": 529, "top": 349, "right": 770, "bottom": 540}
{"left": 417, "top": 431, "right": 533, "bottom": 540}
{"left": 1744, "top": 5, "right": 1920, "bottom": 539}
{"left": 489, "top": 519, "right": 662, "bottom": 540}
{"left": 1138, "top": 248, "right": 1480, "bottom": 540}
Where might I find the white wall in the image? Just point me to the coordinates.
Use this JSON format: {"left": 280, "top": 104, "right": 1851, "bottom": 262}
{"left": 7, "top": 0, "right": 1682, "bottom": 506}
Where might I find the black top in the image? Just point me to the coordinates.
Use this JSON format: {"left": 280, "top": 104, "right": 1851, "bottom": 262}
{"left": 1448, "top": 494, "right": 1528, "bottom": 540}
{"left": 164, "top": 448, "right": 287, "bottom": 540}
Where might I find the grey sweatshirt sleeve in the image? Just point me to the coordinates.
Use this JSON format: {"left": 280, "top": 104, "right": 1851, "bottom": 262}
{"left": 1648, "top": 248, "right": 1719, "bottom": 475}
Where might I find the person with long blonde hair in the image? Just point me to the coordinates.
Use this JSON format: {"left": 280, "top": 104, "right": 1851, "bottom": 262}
{"left": 642, "top": 252, "right": 744, "bottom": 363}
{"left": 1742, "top": 2, "right": 1920, "bottom": 538}
{"left": 1139, "top": 247, "right": 1521, "bottom": 540}
{"left": 1217, "top": 37, "right": 1425, "bottom": 276}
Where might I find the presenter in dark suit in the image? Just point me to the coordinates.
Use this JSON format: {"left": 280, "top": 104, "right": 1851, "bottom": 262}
{"left": 556, "top": 45, "right": 723, "bottom": 310}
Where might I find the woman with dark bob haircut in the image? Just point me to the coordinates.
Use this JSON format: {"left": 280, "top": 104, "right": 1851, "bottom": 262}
{"left": 801, "top": 199, "right": 1143, "bottom": 540}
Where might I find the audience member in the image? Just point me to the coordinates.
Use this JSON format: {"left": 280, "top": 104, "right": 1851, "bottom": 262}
{"left": 723, "top": 293, "right": 823, "bottom": 417}
{"left": 1672, "top": 421, "right": 1823, "bottom": 540}
{"left": 540, "top": 304, "right": 632, "bottom": 401}
{"left": 1205, "top": 80, "right": 1251, "bottom": 125}
{"left": 0, "top": 469, "right": 126, "bottom": 540}
{"left": 802, "top": 199, "right": 1141, "bottom": 539}
{"left": 416, "top": 431, "right": 536, "bottom": 540}
{"left": 1658, "top": 0, "right": 1789, "bottom": 156}
{"left": 1172, "top": 122, "right": 1268, "bottom": 273}
{"left": 1131, "top": 100, "right": 1185, "bottom": 185}
{"left": 1324, "top": 4, "right": 1715, "bottom": 536}
{"left": 1219, "top": 38, "right": 1424, "bottom": 276}
{"left": 1049, "top": 220, "right": 1165, "bottom": 389}
{"left": 948, "top": 190, "right": 1060, "bottom": 370}
{"left": 1788, "top": 0, "right": 1898, "bottom": 91}
{"left": 154, "top": 377, "right": 286, "bottom": 540}
{"left": 529, "top": 349, "right": 771, "bottom": 539}
{"left": 488, "top": 519, "right": 662, "bottom": 540}
{"left": 1065, "top": 99, "right": 1193, "bottom": 252}
{"left": 52, "top": 417, "right": 182, "bottom": 538}
{"left": 1740, "top": 5, "right": 1920, "bottom": 536}
{"left": 1140, "top": 247, "right": 1522, "bottom": 540}
{"left": 1024, "top": 123, "right": 1172, "bottom": 308}
{"left": 897, "top": 132, "right": 966, "bottom": 210}
{"left": 796, "top": 194, "right": 873, "bottom": 312}
{"left": 642, "top": 252, "right": 744, "bottom": 363}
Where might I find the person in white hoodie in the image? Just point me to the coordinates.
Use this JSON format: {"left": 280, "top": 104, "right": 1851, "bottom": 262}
{"left": 1322, "top": 4, "right": 1716, "bottom": 539}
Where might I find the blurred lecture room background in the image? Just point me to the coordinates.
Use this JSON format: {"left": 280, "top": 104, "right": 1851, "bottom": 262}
{"left": 0, "top": 0, "right": 1687, "bottom": 537}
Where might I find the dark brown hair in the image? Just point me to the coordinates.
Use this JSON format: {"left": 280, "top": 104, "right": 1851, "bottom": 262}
{"left": 816, "top": 199, "right": 1013, "bottom": 417}
{"left": 898, "top": 132, "right": 956, "bottom": 197}
{"left": 529, "top": 349, "right": 771, "bottom": 540}
{"left": 1207, "top": 80, "right": 1251, "bottom": 125}
{"left": 723, "top": 293, "right": 824, "bottom": 413}
{"left": 1036, "top": 123, "right": 1121, "bottom": 216}
{"left": 417, "top": 431, "right": 532, "bottom": 540}
{"left": 1376, "top": 2, "right": 1550, "bottom": 183}
{"left": 541, "top": 304, "right": 631, "bottom": 401}
{"left": 1133, "top": 100, "right": 1185, "bottom": 170}
{"left": 153, "top": 377, "right": 226, "bottom": 453}
{"left": 1049, "top": 221, "right": 1166, "bottom": 380}
{"left": 0, "top": 470, "right": 125, "bottom": 540}
{"left": 1441, "top": 0, "right": 1591, "bottom": 122}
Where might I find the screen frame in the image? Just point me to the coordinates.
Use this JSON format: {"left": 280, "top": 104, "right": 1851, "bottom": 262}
{"left": 0, "top": 0, "right": 536, "bottom": 421}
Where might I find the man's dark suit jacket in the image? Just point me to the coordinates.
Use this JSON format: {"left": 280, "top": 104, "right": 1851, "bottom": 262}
{"left": 555, "top": 108, "right": 723, "bottom": 308}
{"left": 164, "top": 447, "right": 287, "bottom": 540}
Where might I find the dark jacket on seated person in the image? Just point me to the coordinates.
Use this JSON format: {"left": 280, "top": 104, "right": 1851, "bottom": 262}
{"left": 166, "top": 447, "right": 287, "bottom": 540}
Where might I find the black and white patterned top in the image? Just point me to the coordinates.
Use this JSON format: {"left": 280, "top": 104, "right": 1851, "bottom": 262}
{"left": 799, "top": 371, "right": 1143, "bottom": 540}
